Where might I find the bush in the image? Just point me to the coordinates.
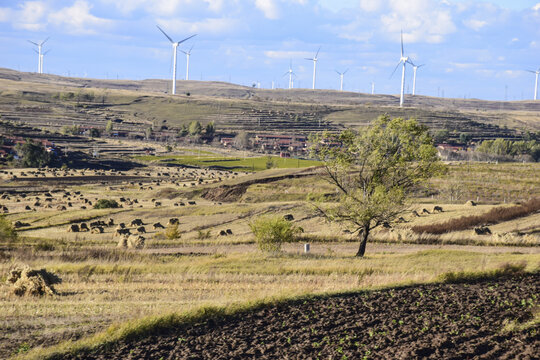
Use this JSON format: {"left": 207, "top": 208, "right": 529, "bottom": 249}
{"left": 93, "top": 199, "right": 119, "bottom": 209}
{"left": 197, "top": 230, "right": 211, "bottom": 240}
{"left": 412, "top": 197, "right": 540, "bottom": 234}
{"left": 0, "top": 215, "right": 17, "bottom": 241}
{"left": 249, "top": 216, "right": 302, "bottom": 253}
{"left": 165, "top": 223, "right": 181, "bottom": 240}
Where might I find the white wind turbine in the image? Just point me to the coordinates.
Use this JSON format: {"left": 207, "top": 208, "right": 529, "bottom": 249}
{"left": 283, "top": 61, "right": 296, "bottom": 89}
{"left": 410, "top": 62, "right": 425, "bottom": 96}
{"left": 526, "top": 67, "right": 540, "bottom": 100}
{"left": 156, "top": 25, "right": 196, "bottom": 95}
{"left": 390, "top": 31, "right": 413, "bottom": 107}
{"left": 28, "top": 37, "right": 49, "bottom": 74}
{"left": 40, "top": 49, "right": 51, "bottom": 74}
{"left": 335, "top": 69, "right": 348, "bottom": 91}
{"left": 181, "top": 45, "right": 193, "bottom": 81}
{"left": 305, "top": 46, "right": 321, "bottom": 90}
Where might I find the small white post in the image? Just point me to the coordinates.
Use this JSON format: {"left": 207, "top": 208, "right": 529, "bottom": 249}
{"left": 304, "top": 243, "right": 310, "bottom": 253}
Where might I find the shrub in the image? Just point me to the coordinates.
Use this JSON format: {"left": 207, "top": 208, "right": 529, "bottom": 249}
{"left": 249, "top": 216, "right": 302, "bottom": 253}
{"left": 165, "top": 223, "right": 181, "bottom": 240}
{"left": 197, "top": 230, "right": 211, "bottom": 240}
{"left": 412, "top": 197, "right": 540, "bottom": 234}
{"left": 93, "top": 199, "right": 119, "bottom": 209}
{"left": 0, "top": 215, "right": 17, "bottom": 241}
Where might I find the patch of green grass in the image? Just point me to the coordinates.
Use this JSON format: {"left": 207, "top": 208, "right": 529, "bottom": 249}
{"left": 436, "top": 261, "right": 527, "bottom": 283}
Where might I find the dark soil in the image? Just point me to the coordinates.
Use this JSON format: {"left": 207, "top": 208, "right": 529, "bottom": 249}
{"left": 58, "top": 273, "right": 539, "bottom": 359}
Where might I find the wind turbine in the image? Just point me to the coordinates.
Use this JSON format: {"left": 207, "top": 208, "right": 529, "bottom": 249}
{"left": 156, "top": 25, "right": 196, "bottom": 95}
{"left": 526, "top": 67, "right": 540, "bottom": 100}
{"left": 390, "top": 31, "right": 413, "bottom": 107}
{"left": 40, "top": 49, "right": 51, "bottom": 74}
{"left": 305, "top": 46, "right": 321, "bottom": 90}
{"left": 335, "top": 69, "right": 348, "bottom": 91}
{"left": 28, "top": 37, "right": 49, "bottom": 74}
{"left": 181, "top": 45, "right": 193, "bottom": 81}
{"left": 410, "top": 62, "right": 425, "bottom": 96}
{"left": 283, "top": 60, "right": 296, "bottom": 89}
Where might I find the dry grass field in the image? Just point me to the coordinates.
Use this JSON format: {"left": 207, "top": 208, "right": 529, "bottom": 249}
{"left": 0, "top": 159, "right": 539, "bottom": 359}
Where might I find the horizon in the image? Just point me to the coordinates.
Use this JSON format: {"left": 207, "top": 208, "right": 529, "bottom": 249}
{"left": 0, "top": 0, "right": 539, "bottom": 101}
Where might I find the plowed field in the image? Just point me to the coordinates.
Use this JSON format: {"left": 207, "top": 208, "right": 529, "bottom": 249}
{"left": 59, "top": 273, "right": 539, "bottom": 360}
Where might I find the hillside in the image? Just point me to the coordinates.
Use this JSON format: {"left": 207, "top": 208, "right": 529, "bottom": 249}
{"left": 0, "top": 67, "right": 539, "bottom": 145}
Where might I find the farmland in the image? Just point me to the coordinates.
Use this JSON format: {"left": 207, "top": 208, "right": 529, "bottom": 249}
{"left": 0, "top": 69, "right": 539, "bottom": 359}
{"left": 0, "top": 159, "right": 539, "bottom": 359}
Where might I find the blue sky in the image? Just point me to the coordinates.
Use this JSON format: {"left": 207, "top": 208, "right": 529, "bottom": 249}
{"left": 0, "top": 0, "right": 539, "bottom": 100}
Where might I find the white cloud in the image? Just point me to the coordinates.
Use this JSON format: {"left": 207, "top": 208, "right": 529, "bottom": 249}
{"left": 380, "top": 0, "right": 456, "bottom": 43}
{"left": 450, "top": 62, "right": 480, "bottom": 69}
{"left": 17, "top": 1, "right": 47, "bottom": 30}
{"left": 48, "top": 1, "right": 112, "bottom": 34}
{"left": 204, "top": 0, "right": 225, "bottom": 12}
{"left": 359, "top": 0, "right": 381, "bottom": 12}
{"left": 0, "top": 7, "right": 13, "bottom": 23}
{"left": 157, "top": 17, "right": 241, "bottom": 35}
{"left": 255, "top": 0, "right": 280, "bottom": 19}
{"left": 463, "top": 18, "right": 487, "bottom": 31}
{"left": 533, "top": 3, "right": 540, "bottom": 11}
{"left": 264, "top": 50, "right": 311, "bottom": 58}
{"left": 0, "top": 1, "right": 48, "bottom": 31}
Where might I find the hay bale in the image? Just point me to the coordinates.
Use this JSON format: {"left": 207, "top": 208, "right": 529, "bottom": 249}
{"left": 7, "top": 266, "right": 61, "bottom": 296}
{"left": 127, "top": 235, "right": 145, "bottom": 249}
{"left": 117, "top": 235, "right": 128, "bottom": 248}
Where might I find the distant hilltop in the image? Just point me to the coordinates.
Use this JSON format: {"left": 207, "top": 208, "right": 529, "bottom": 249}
{"left": 1, "top": 67, "right": 540, "bottom": 112}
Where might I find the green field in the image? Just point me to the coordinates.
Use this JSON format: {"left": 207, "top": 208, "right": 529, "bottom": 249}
{"left": 134, "top": 154, "right": 321, "bottom": 171}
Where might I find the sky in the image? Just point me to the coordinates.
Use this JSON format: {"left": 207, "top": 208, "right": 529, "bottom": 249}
{"left": 0, "top": 0, "right": 539, "bottom": 100}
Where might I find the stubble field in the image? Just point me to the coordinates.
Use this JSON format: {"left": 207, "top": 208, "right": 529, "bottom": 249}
{"left": 0, "top": 160, "right": 539, "bottom": 359}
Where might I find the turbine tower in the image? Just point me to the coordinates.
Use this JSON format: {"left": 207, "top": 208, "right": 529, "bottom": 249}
{"left": 391, "top": 31, "right": 413, "bottom": 107}
{"left": 526, "top": 67, "right": 540, "bottom": 100}
{"left": 335, "top": 69, "right": 348, "bottom": 91}
{"left": 305, "top": 46, "right": 321, "bottom": 90}
{"left": 283, "top": 61, "right": 296, "bottom": 89}
{"left": 181, "top": 45, "right": 193, "bottom": 81}
{"left": 40, "top": 49, "right": 51, "bottom": 74}
{"left": 28, "top": 37, "right": 49, "bottom": 74}
{"left": 411, "top": 62, "right": 424, "bottom": 96}
{"left": 156, "top": 25, "right": 196, "bottom": 95}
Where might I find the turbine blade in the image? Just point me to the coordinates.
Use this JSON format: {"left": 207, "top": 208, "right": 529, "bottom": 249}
{"left": 177, "top": 34, "right": 197, "bottom": 45}
{"left": 283, "top": 72, "right": 289, "bottom": 77}
{"left": 315, "top": 46, "right": 321, "bottom": 58}
{"left": 525, "top": 70, "right": 537, "bottom": 73}
{"left": 40, "top": 37, "right": 50, "bottom": 46}
{"left": 400, "top": 30, "right": 404, "bottom": 57}
{"left": 28, "top": 40, "right": 39, "bottom": 46}
{"left": 344, "top": 68, "right": 349, "bottom": 74}
{"left": 390, "top": 61, "right": 403, "bottom": 78}
{"left": 335, "top": 70, "right": 341, "bottom": 75}
{"left": 43, "top": 49, "right": 51, "bottom": 55}
{"left": 180, "top": 50, "right": 187, "bottom": 55}
{"left": 156, "top": 25, "right": 174, "bottom": 43}
{"left": 305, "top": 58, "right": 314, "bottom": 61}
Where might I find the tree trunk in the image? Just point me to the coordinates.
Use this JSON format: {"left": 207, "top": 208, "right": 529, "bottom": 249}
{"left": 356, "top": 227, "right": 370, "bottom": 257}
